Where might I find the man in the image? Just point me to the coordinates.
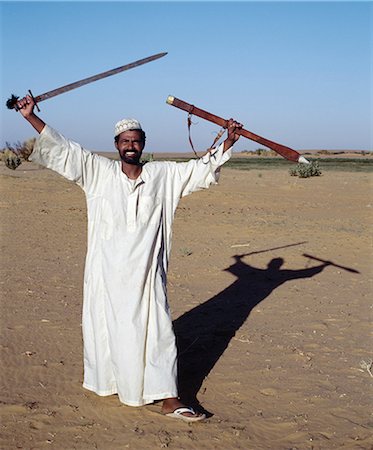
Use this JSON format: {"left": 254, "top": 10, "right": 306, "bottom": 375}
{"left": 16, "top": 94, "right": 242, "bottom": 422}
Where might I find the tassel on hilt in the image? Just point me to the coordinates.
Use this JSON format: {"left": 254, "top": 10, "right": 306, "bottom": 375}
{"left": 6, "top": 94, "right": 20, "bottom": 110}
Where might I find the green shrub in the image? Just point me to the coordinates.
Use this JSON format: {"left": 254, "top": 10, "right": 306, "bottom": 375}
{"left": 141, "top": 152, "right": 154, "bottom": 163}
{"left": 0, "top": 148, "right": 22, "bottom": 170}
{"left": 289, "top": 160, "right": 322, "bottom": 178}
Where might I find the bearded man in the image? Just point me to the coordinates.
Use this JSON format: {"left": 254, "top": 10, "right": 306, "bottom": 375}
{"left": 16, "top": 94, "right": 242, "bottom": 422}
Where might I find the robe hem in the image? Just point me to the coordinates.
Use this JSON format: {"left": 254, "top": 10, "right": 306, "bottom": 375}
{"left": 83, "top": 383, "right": 177, "bottom": 407}
{"left": 117, "top": 392, "right": 179, "bottom": 407}
{"left": 142, "top": 392, "right": 179, "bottom": 402}
{"left": 83, "top": 382, "right": 117, "bottom": 397}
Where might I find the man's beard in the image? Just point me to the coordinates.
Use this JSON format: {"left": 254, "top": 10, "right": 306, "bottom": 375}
{"left": 120, "top": 151, "right": 142, "bottom": 165}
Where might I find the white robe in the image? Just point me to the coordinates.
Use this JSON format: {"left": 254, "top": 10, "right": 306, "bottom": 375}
{"left": 30, "top": 125, "right": 232, "bottom": 406}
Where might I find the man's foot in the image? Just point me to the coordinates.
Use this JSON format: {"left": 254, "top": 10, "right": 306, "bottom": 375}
{"left": 162, "top": 398, "right": 206, "bottom": 422}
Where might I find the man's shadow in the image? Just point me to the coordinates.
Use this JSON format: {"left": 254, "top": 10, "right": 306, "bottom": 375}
{"left": 173, "top": 253, "right": 333, "bottom": 415}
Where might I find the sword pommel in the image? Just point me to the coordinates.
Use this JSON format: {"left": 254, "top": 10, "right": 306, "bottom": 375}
{"left": 6, "top": 94, "right": 20, "bottom": 110}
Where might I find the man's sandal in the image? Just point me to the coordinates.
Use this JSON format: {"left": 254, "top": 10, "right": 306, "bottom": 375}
{"left": 165, "top": 406, "right": 206, "bottom": 422}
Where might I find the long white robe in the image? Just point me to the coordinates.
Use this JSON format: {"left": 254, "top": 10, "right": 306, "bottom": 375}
{"left": 30, "top": 125, "right": 232, "bottom": 406}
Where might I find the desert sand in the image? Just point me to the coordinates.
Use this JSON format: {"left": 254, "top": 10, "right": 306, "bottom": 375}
{"left": 1, "top": 158, "right": 372, "bottom": 449}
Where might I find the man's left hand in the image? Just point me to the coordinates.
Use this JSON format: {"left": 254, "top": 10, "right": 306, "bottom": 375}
{"left": 223, "top": 118, "right": 243, "bottom": 152}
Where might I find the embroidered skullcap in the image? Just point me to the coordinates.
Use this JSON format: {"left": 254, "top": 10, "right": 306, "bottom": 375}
{"left": 114, "top": 118, "right": 142, "bottom": 137}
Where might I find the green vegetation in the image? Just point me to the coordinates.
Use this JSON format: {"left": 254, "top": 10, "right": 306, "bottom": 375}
{"left": 156, "top": 156, "right": 373, "bottom": 173}
{"left": 289, "top": 161, "right": 322, "bottom": 178}
{"left": 229, "top": 157, "right": 373, "bottom": 172}
{"left": 158, "top": 153, "right": 373, "bottom": 173}
{"left": 141, "top": 152, "right": 154, "bottom": 163}
{"left": 1, "top": 148, "right": 22, "bottom": 170}
{"left": 245, "top": 148, "right": 278, "bottom": 157}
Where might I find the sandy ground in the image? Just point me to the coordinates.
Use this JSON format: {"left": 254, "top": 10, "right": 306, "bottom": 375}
{"left": 0, "top": 158, "right": 372, "bottom": 450}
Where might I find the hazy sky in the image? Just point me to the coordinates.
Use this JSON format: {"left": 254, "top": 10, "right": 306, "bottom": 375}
{"left": 1, "top": 1, "right": 371, "bottom": 153}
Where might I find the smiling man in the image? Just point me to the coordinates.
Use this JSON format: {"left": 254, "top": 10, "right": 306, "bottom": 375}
{"left": 16, "top": 94, "right": 242, "bottom": 422}
{"left": 114, "top": 118, "right": 146, "bottom": 172}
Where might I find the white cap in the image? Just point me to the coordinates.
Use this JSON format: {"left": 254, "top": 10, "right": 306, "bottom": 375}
{"left": 114, "top": 118, "right": 142, "bottom": 137}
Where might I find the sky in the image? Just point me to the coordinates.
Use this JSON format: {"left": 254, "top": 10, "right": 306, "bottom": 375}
{"left": 0, "top": 1, "right": 372, "bottom": 153}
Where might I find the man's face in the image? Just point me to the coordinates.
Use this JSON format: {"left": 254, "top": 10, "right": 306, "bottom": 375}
{"left": 115, "top": 130, "right": 145, "bottom": 165}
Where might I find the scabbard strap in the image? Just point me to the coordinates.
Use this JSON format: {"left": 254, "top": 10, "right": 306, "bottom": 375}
{"left": 187, "top": 110, "right": 226, "bottom": 158}
{"left": 187, "top": 112, "right": 200, "bottom": 158}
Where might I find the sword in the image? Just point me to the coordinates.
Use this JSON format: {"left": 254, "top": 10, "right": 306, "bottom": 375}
{"left": 166, "top": 95, "right": 309, "bottom": 164}
{"left": 6, "top": 52, "right": 168, "bottom": 111}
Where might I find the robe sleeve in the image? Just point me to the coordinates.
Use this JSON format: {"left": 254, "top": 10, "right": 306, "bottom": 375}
{"left": 29, "top": 125, "right": 111, "bottom": 195}
{"left": 174, "top": 143, "right": 232, "bottom": 198}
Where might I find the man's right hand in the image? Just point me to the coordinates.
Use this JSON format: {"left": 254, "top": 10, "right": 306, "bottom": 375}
{"left": 16, "top": 95, "right": 46, "bottom": 134}
{"left": 17, "top": 95, "right": 35, "bottom": 118}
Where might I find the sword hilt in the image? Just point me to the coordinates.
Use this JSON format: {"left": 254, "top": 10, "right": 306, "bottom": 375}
{"left": 6, "top": 90, "right": 40, "bottom": 112}
{"left": 28, "top": 89, "right": 40, "bottom": 112}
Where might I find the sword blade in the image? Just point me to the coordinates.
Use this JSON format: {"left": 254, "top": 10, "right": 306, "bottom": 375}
{"left": 36, "top": 52, "right": 167, "bottom": 103}
{"left": 7, "top": 52, "right": 167, "bottom": 109}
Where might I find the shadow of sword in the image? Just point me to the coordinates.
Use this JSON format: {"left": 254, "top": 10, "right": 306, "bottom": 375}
{"left": 303, "top": 253, "right": 360, "bottom": 274}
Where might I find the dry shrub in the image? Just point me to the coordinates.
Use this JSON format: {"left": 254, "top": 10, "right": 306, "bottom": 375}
{"left": 19, "top": 137, "right": 36, "bottom": 160}
{"left": 254, "top": 148, "right": 278, "bottom": 157}
{"left": 317, "top": 150, "right": 332, "bottom": 155}
{"left": 0, "top": 137, "right": 36, "bottom": 170}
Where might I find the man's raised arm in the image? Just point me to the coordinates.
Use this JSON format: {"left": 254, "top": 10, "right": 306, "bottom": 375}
{"left": 16, "top": 95, "right": 46, "bottom": 134}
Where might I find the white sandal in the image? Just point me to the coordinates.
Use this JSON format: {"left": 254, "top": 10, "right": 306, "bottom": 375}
{"left": 165, "top": 406, "right": 206, "bottom": 422}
